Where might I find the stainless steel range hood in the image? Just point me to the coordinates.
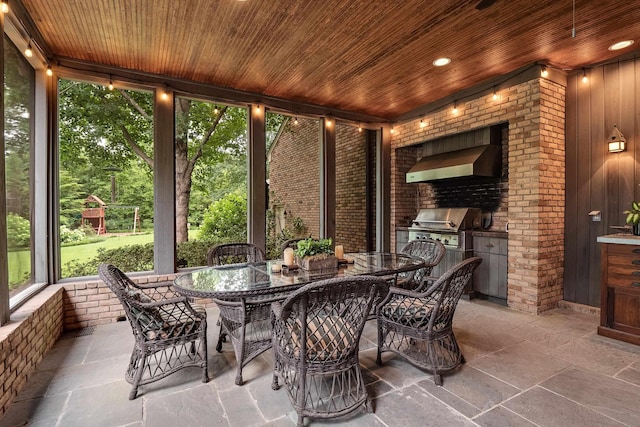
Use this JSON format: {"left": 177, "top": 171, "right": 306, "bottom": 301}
{"left": 406, "top": 144, "right": 501, "bottom": 183}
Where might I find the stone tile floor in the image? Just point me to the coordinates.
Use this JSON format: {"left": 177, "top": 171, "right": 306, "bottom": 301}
{"left": 4, "top": 299, "right": 640, "bottom": 426}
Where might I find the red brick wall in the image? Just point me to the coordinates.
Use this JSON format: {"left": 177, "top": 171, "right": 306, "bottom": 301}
{"left": 391, "top": 76, "right": 565, "bottom": 313}
{"left": 335, "top": 123, "right": 367, "bottom": 252}
{"left": 269, "top": 118, "right": 321, "bottom": 240}
{"left": 268, "top": 118, "right": 368, "bottom": 252}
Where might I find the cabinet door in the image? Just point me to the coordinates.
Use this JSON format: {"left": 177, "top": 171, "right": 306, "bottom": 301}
{"left": 489, "top": 253, "right": 508, "bottom": 299}
{"left": 473, "top": 252, "right": 491, "bottom": 294}
{"left": 608, "top": 286, "right": 640, "bottom": 335}
{"left": 396, "top": 230, "right": 409, "bottom": 253}
{"left": 473, "top": 236, "right": 507, "bottom": 299}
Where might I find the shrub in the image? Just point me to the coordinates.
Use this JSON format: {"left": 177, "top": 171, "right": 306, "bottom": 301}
{"left": 177, "top": 240, "right": 212, "bottom": 267}
{"left": 63, "top": 239, "right": 217, "bottom": 276}
{"left": 6, "top": 213, "right": 30, "bottom": 248}
{"left": 60, "top": 225, "right": 86, "bottom": 245}
{"left": 199, "top": 190, "right": 247, "bottom": 242}
{"left": 63, "top": 243, "right": 154, "bottom": 277}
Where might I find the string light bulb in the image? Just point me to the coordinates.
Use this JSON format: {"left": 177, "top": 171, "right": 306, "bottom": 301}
{"left": 108, "top": 76, "right": 114, "bottom": 90}
{"left": 1, "top": 1, "right": 9, "bottom": 14}
{"left": 213, "top": 104, "right": 219, "bottom": 114}
{"left": 46, "top": 65, "right": 53, "bottom": 77}
{"left": 293, "top": 117, "right": 299, "bottom": 125}
{"left": 492, "top": 87, "right": 498, "bottom": 101}
{"left": 358, "top": 124, "right": 362, "bottom": 132}
{"left": 390, "top": 126, "right": 395, "bottom": 134}
{"left": 541, "top": 66, "right": 548, "bottom": 78}
{"left": 452, "top": 102, "right": 458, "bottom": 115}
{"left": 161, "top": 86, "right": 169, "bottom": 101}
{"left": 582, "top": 68, "right": 588, "bottom": 84}
{"left": 255, "top": 105, "right": 261, "bottom": 112}
{"left": 24, "top": 42, "right": 33, "bottom": 58}
{"left": 419, "top": 118, "right": 427, "bottom": 128}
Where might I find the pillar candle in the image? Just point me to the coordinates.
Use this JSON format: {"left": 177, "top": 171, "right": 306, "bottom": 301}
{"left": 284, "top": 248, "right": 295, "bottom": 266}
{"left": 335, "top": 245, "right": 344, "bottom": 259}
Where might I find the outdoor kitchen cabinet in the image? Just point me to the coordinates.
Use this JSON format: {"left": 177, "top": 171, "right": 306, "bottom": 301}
{"left": 396, "top": 229, "right": 409, "bottom": 253}
{"left": 597, "top": 236, "right": 640, "bottom": 346}
{"left": 472, "top": 233, "right": 507, "bottom": 303}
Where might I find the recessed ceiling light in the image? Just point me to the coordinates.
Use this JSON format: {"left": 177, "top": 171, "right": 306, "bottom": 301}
{"left": 433, "top": 57, "right": 451, "bottom": 67}
{"left": 608, "top": 40, "right": 634, "bottom": 51}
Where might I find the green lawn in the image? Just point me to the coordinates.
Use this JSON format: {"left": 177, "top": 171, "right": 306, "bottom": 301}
{"left": 60, "top": 232, "right": 155, "bottom": 267}
{"left": 9, "top": 231, "right": 176, "bottom": 287}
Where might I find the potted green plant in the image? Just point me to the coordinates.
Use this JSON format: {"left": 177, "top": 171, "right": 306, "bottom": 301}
{"left": 294, "top": 238, "right": 338, "bottom": 270}
{"left": 624, "top": 201, "right": 640, "bottom": 236}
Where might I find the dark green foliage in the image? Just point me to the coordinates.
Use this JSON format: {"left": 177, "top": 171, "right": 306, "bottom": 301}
{"left": 6, "top": 214, "right": 30, "bottom": 248}
{"left": 294, "top": 238, "right": 333, "bottom": 258}
{"left": 176, "top": 240, "right": 212, "bottom": 267}
{"left": 198, "top": 190, "right": 247, "bottom": 242}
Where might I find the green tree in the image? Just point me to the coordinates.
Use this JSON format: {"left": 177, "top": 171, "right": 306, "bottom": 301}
{"left": 59, "top": 170, "right": 85, "bottom": 227}
{"left": 59, "top": 81, "right": 286, "bottom": 244}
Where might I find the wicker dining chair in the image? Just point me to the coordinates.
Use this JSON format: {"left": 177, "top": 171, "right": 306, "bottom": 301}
{"left": 98, "top": 264, "right": 208, "bottom": 399}
{"left": 394, "top": 239, "right": 446, "bottom": 290}
{"left": 207, "top": 242, "right": 265, "bottom": 267}
{"left": 207, "top": 242, "right": 269, "bottom": 385}
{"left": 376, "top": 257, "right": 482, "bottom": 386}
{"left": 271, "top": 275, "right": 390, "bottom": 427}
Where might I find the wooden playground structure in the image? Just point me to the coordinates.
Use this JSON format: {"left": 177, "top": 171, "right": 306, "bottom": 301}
{"left": 81, "top": 195, "right": 141, "bottom": 235}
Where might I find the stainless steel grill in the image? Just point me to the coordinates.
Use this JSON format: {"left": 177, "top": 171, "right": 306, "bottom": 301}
{"left": 407, "top": 208, "right": 482, "bottom": 280}
{"left": 407, "top": 208, "right": 481, "bottom": 249}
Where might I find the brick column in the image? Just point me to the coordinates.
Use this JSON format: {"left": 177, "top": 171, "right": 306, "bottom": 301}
{"left": 508, "top": 79, "right": 565, "bottom": 313}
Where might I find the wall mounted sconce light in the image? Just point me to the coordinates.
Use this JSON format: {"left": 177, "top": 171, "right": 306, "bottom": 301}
{"left": 608, "top": 124, "right": 626, "bottom": 153}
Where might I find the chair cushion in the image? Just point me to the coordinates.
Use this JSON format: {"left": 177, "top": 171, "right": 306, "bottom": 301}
{"left": 126, "top": 290, "right": 204, "bottom": 340}
{"left": 285, "top": 315, "right": 355, "bottom": 361}
{"left": 381, "top": 299, "right": 433, "bottom": 328}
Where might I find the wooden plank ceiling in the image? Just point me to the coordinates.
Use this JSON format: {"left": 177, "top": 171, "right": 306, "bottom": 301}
{"left": 19, "top": 0, "right": 640, "bottom": 121}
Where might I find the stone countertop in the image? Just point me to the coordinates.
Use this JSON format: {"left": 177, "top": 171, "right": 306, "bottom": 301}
{"left": 597, "top": 234, "right": 640, "bottom": 245}
{"left": 470, "top": 230, "right": 508, "bottom": 239}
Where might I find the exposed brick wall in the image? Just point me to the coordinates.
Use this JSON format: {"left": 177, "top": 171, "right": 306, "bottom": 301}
{"left": 391, "top": 145, "right": 420, "bottom": 231}
{"left": 391, "top": 77, "right": 565, "bottom": 313}
{"left": 269, "top": 118, "right": 368, "bottom": 252}
{"left": 0, "top": 286, "right": 63, "bottom": 417}
{"left": 335, "top": 123, "right": 368, "bottom": 252}
{"left": 269, "top": 118, "right": 321, "bottom": 240}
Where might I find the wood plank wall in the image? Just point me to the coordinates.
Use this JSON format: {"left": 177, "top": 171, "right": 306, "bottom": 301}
{"left": 564, "top": 56, "right": 640, "bottom": 307}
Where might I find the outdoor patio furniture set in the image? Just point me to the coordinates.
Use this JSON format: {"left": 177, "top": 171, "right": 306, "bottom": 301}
{"left": 98, "top": 239, "right": 480, "bottom": 426}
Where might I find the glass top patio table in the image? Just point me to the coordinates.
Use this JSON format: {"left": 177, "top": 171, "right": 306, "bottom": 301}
{"left": 173, "top": 252, "right": 425, "bottom": 299}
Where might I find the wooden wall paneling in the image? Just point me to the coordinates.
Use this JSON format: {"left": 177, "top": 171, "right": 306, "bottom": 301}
{"left": 604, "top": 63, "right": 622, "bottom": 224}
{"left": 564, "top": 76, "right": 578, "bottom": 302}
{"left": 618, "top": 60, "right": 636, "bottom": 214}
{"left": 575, "top": 72, "right": 595, "bottom": 305}
{"left": 588, "top": 66, "right": 606, "bottom": 307}
{"left": 636, "top": 60, "right": 640, "bottom": 202}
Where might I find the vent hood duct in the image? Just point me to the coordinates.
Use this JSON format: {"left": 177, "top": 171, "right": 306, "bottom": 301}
{"left": 406, "top": 144, "right": 501, "bottom": 183}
